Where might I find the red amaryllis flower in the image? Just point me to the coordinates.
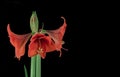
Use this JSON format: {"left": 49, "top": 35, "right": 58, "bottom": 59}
{"left": 28, "top": 33, "right": 56, "bottom": 59}
{"left": 7, "top": 16, "right": 67, "bottom": 60}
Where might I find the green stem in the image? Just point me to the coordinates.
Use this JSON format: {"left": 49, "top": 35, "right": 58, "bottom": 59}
{"left": 30, "top": 56, "right": 36, "bottom": 77}
{"left": 36, "top": 55, "right": 41, "bottom": 77}
{"left": 30, "top": 55, "right": 41, "bottom": 77}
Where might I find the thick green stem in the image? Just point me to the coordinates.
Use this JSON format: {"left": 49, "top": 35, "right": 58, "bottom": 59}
{"left": 30, "top": 56, "right": 36, "bottom": 77}
{"left": 36, "top": 55, "right": 41, "bottom": 77}
{"left": 30, "top": 55, "right": 41, "bottom": 77}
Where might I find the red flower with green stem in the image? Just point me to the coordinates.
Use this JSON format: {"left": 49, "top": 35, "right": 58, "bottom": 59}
{"left": 7, "top": 11, "right": 67, "bottom": 77}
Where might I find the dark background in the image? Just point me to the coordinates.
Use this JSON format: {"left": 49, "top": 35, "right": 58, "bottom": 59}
{"left": 0, "top": 0, "right": 94, "bottom": 77}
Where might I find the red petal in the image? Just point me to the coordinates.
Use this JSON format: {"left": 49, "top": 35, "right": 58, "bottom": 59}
{"left": 39, "top": 35, "right": 57, "bottom": 58}
{"left": 28, "top": 33, "right": 56, "bottom": 59}
{"left": 46, "top": 16, "right": 67, "bottom": 50}
{"left": 44, "top": 37, "right": 56, "bottom": 52}
{"left": 28, "top": 34, "right": 46, "bottom": 58}
{"left": 7, "top": 24, "right": 31, "bottom": 60}
{"left": 28, "top": 37, "right": 38, "bottom": 57}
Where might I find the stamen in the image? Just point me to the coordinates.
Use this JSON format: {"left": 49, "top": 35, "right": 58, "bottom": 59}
{"left": 37, "top": 48, "right": 43, "bottom": 53}
{"left": 62, "top": 47, "right": 68, "bottom": 51}
{"left": 62, "top": 41, "right": 65, "bottom": 44}
{"left": 59, "top": 50, "right": 62, "bottom": 57}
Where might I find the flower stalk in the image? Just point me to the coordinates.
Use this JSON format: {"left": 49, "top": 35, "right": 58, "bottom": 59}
{"left": 36, "top": 55, "right": 41, "bottom": 77}
{"left": 30, "top": 56, "right": 36, "bottom": 77}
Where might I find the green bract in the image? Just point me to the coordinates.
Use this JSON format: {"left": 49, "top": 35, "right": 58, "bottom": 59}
{"left": 30, "top": 11, "right": 39, "bottom": 33}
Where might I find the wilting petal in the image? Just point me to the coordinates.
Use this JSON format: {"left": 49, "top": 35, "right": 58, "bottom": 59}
{"left": 46, "top": 16, "right": 67, "bottom": 50}
{"left": 7, "top": 24, "right": 31, "bottom": 60}
{"left": 28, "top": 33, "right": 56, "bottom": 59}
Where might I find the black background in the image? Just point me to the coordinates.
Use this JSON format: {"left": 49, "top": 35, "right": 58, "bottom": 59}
{"left": 0, "top": 0, "right": 96, "bottom": 77}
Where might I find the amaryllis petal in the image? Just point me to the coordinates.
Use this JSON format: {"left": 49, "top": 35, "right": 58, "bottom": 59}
{"left": 28, "top": 33, "right": 56, "bottom": 59}
{"left": 46, "top": 16, "right": 67, "bottom": 50}
{"left": 28, "top": 38, "right": 39, "bottom": 57}
{"left": 7, "top": 24, "right": 31, "bottom": 60}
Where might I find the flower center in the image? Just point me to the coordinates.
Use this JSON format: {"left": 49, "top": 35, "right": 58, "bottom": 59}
{"left": 37, "top": 48, "right": 43, "bottom": 53}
